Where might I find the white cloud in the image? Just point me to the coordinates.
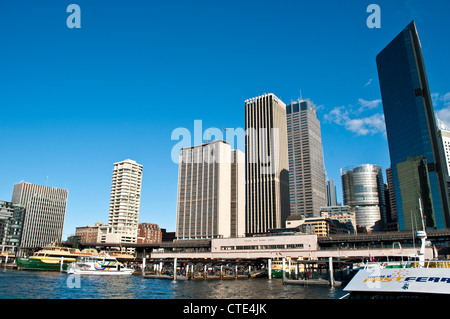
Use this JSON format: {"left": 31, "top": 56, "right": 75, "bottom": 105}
{"left": 345, "top": 114, "right": 385, "bottom": 136}
{"left": 357, "top": 98, "right": 382, "bottom": 114}
{"left": 324, "top": 98, "right": 385, "bottom": 136}
{"left": 433, "top": 92, "right": 450, "bottom": 108}
{"left": 433, "top": 92, "right": 450, "bottom": 128}
{"left": 364, "top": 78, "right": 373, "bottom": 87}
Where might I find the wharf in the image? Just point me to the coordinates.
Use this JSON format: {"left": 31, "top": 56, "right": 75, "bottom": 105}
{"left": 1, "top": 263, "right": 16, "bottom": 269}
{"left": 141, "top": 271, "right": 250, "bottom": 281}
{"left": 142, "top": 273, "right": 188, "bottom": 280}
{"left": 283, "top": 278, "right": 343, "bottom": 287}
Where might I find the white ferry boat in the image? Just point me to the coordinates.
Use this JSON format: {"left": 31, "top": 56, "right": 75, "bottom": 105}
{"left": 67, "top": 255, "right": 133, "bottom": 275}
{"left": 343, "top": 227, "right": 450, "bottom": 299}
{"left": 343, "top": 259, "right": 450, "bottom": 299}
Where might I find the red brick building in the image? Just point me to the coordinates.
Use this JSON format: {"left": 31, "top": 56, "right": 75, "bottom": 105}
{"left": 137, "top": 223, "right": 162, "bottom": 243}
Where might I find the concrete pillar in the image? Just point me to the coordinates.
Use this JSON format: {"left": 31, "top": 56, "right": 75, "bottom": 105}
{"left": 329, "top": 257, "right": 334, "bottom": 287}
{"left": 142, "top": 257, "right": 146, "bottom": 276}
{"left": 173, "top": 258, "right": 177, "bottom": 281}
{"left": 268, "top": 259, "right": 272, "bottom": 280}
{"left": 288, "top": 259, "right": 291, "bottom": 279}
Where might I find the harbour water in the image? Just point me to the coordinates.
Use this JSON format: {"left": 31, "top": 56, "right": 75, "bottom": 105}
{"left": 0, "top": 268, "right": 346, "bottom": 299}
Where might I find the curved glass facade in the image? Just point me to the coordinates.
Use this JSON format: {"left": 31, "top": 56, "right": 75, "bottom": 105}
{"left": 341, "top": 164, "right": 386, "bottom": 232}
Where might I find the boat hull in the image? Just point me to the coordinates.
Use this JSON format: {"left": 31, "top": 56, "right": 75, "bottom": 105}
{"left": 16, "top": 257, "right": 75, "bottom": 271}
{"left": 67, "top": 269, "right": 133, "bottom": 275}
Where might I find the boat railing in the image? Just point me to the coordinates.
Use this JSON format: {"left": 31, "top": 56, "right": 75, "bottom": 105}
{"left": 363, "top": 260, "right": 450, "bottom": 269}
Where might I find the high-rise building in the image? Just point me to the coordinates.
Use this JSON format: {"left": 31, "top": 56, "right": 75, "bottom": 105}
{"left": 385, "top": 167, "right": 398, "bottom": 227}
{"left": 0, "top": 200, "right": 25, "bottom": 253}
{"left": 11, "top": 182, "right": 68, "bottom": 248}
{"left": 376, "top": 21, "right": 449, "bottom": 230}
{"left": 176, "top": 140, "right": 245, "bottom": 240}
{"left": 437, "top": 125, "right": 450, "bottom": 175}
{"left": 102, "top": 159, "right": 143, "bottom": 244}
{"left": 341, "top": 164, "right": 386, "bottom": 232}
{"left": 286, "top": 98, "right": 327, "bottom": 217}
{"left": 326, "top": 179, "right": 338, "bottom": 207}
{"left": 245, "top": 93, "right": 290, "bottom": 235}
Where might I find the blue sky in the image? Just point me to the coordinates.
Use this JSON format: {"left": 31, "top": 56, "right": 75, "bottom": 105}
{"left": 0, "top": 0, "right": 449, "bottom": 239}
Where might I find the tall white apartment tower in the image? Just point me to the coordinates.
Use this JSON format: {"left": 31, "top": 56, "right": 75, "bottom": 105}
{"left": 437, "top": 119, "right": 450, "bottom": 175}
{"left": 245, "top": 93, "right": 290, "bottom": 235}
{"left": 176, "top": 140, "right": 245, "bottom": 240}
{"left": 12, "top": 181, "right": 68, "bottom": 248}
{"left": 286, "top": 98, "right": 327, "bottom": 217}
{"left": 102, "top": 159, "right": 143, "bottom": 244}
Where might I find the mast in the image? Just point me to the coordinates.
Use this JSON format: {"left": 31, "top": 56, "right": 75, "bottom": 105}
{"left": 416, "top": 198, "right": 427, "bottom": 265}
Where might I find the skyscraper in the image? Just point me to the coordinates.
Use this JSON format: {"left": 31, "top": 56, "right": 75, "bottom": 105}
{"left": 102, "top": 159, "right": 143, "bottom": 243}
{"left": 11, "top": 181, "right": 68, "bottom": 248}
{"left": 376, "top": 21, "right": 449, "bottom": 230}
{"left": 326, "top": 179, "right": 338, "bottom": 207}
{"left": 176, "top": 140, "right": 245, "bottom": 239}
{"left": 245, "top": 93, "right": 290, "bottom": 235}
{"left": 286, "top": 98, "right": 327, "bottom": 217}
{"left": 437, "top": 121, "right": 450, "bottom": 175}
{"left": 341, "top": 164, "right": 386, "bottom": 232}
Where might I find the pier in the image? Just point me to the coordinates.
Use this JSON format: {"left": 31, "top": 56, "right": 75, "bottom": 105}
{"left": 140, "top": 257, "right": 264, "bottom": 281}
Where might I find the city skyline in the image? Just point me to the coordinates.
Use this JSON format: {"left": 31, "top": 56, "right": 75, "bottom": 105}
{"left": 1, "top": 1, "right": 449, "bottom": 239}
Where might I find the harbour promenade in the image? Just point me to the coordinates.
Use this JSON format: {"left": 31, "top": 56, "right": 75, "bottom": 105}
{"left": 76, "top": 230, "right": 448, "bottom": 263}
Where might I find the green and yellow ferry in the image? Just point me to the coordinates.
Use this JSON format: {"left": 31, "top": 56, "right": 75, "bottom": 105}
{"left": 16, "top": 246, "right": 98, "bottom": 271}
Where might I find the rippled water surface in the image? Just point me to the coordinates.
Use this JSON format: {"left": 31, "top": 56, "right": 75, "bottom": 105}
{"left": 0, "top": 269, "right": 346, "bottom": 299}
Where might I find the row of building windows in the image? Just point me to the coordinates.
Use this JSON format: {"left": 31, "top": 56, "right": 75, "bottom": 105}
{"left": 220, "top": 243, "right": 304, "bottom": 251}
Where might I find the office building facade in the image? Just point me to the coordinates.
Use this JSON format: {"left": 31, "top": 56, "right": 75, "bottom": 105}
{"left": 341, "top": 164, "right": 386, "bottom": 232}
{"left": 286, "top": 98, "right": 327, "bottom": 217}
{"left": 438, "top": 127, "right": 450, "bottom": 175}
{"left": 245, "top": 93, "right": 290, "bottom": 235}
{"left": 326, "top": 179, "right": 338, "bottom": 207}
{"left": 75, "top": 222, "right": 104, "bottom": 244}
{"left": 176, "top": 140, "right": 245, "bottom": 240}
{"left": 137, "top": 223, "right": 162, "bottom": 244}
{"left": 376, "top": 21, "right": 450, "bottom": 230}
{"left": 11, "top": 182, "right": 68, "bottom": 248}
{"left": 0, "top": 200, "right": 25, "bottom": 252}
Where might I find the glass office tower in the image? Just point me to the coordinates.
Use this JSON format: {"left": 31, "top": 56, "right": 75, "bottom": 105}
{"left": 376, "top": 21, "right": 449, "bottom": 230}
{"left": 341, "top": 164, "right": 386, "bottom": 232}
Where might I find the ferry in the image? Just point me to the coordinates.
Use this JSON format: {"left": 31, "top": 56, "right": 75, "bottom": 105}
{"left": 16, "top": 245, "right": 98, "bottom": 272}
{"left": 342, "top": 259, "right": 450, "bottom": 299}
{"left": 98, "top": 249, "right": 135, "bottom": 263}
{"left": 67, "top": 255, "right": 134, "bottom": 275}
{"left": 268, "top": 258, "right": 308, "bottom": 278}
{"left": 343, "top": 225, "right": 450, "bottom": 299}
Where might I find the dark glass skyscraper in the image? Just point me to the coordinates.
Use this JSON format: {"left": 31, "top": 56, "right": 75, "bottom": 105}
{"left": 376, "top": 21, "right": 449, "bottom": 231}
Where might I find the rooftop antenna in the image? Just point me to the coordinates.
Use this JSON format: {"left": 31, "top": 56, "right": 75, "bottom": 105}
{"left": 222, "top": 127, "right": 228, "bottom": 142}
{"left": 299, "top": 89, "right": 303, "bottom": 101}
